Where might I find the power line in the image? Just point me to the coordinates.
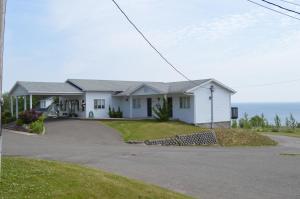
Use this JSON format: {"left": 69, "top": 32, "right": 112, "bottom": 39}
{"left": 276, "top": 0, "right": 300, "bottom": 7}
{"left": 246, "top": 0, "right": 300, "bottom": 20}
{"left": 260, "top": 0, "right": 300, "bottom": 15}
{"left": 110, "top": 0, "right": 197, "bottom": 85}
{"left": 235, "top": 78, "right": 300, "bottom": 88}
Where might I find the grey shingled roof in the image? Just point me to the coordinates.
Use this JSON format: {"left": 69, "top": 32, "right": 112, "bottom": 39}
{"left": 10, "top": 81, "right": 83, "bottom": 95}
{"left": 10, "top": 78, "right": 235, "bottom": 96}
{"left": 67, "top": 79, "right": 212, "bottom": 95}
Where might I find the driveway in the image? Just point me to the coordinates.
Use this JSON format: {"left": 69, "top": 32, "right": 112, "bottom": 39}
{"left": 3, "top": 120, "right": 300, "bottom": 199}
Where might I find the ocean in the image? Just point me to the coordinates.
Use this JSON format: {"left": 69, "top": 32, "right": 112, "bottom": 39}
{"left": 232, "top": 103, "right": 300, "bottom": 124}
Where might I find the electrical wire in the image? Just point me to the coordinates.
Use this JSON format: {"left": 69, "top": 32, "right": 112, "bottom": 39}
{"left": 260, "top": 0, "right": 300, "bottom": 15}
{"left": 111, "top": 0, "right": 198, "bottom": 86}
{"left": 246, "top": 0, "right": 300, "bottom": 20}
{"left": 235, "top": 78, "right": 300, "bottom": 88}
{"left": 276, "top": 0, "right": 300, "bottom": 7}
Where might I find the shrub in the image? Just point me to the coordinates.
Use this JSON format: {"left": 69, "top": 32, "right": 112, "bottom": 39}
{"left": 231, "top": 120, "right": 238, "bottom": 128}
{"left": 289, "top": 114, "right": 297, "bottom": 130}
{"left": 239, "top": 113, "right": 251, "bottom": 129}
{"left": 19, "top": 110, "right": 42, "bottom": 124}
{"left": 116, "top": 107, "right": 123, "bottom": 118}
{"left": 16, "top": 119, "right": 24, "bottom": 126}
{"left": 274, "top": 114, "right": 281, "bottom": 130}
{"left": 153, "top": 98, "right": 171, "bottom": 122}
{"left": 1, "top": 111, "right": 16, "bottom": 124}
{"left": 30, "top": 120, "right": 44, "bottom": 134}
{"left": 108, "top": 106, "right": 123, "bottom": 118}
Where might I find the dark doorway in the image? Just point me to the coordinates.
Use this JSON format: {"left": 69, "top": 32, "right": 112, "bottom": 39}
{"left": 147, "top": 98, "right": 152, "bottom": 117}
{"left": 167, "top": 97, "right": 173, "bottom": 117}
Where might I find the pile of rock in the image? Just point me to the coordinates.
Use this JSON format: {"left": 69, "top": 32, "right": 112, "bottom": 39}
{"left": 144, "top": 131, "right": 217, "bottom": 146}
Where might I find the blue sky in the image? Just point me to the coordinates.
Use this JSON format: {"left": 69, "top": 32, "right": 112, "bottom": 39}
{"left": 3, "top": 0, "right": 300, "bottom": 102}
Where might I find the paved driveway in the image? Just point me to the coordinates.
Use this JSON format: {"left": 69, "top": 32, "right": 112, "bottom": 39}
{"left": 3, "top": 120, "right": 300, "bottom": 199}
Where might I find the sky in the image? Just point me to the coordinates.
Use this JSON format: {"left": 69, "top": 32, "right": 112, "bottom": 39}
{"left": 3, "top": 0, "right": 300, "bottom": 102}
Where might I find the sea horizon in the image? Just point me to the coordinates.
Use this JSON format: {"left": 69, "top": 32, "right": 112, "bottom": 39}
{"left": 232, "top": 102, "right": 300, "bottom": 124}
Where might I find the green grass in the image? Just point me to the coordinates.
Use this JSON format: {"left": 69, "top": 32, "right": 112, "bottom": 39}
{"left": 0, "top": 156, "right": 193, "bottom": 199}
{"left": 101, "top": 120, "right": 277, "bottom": 147}
{"left": 260, "top": 129, "right": 300, "bottom": 138}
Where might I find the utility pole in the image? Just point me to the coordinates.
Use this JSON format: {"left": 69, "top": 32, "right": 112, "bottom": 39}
{"left": 0, "top": 0, "right": 7, "bottom": 180}
{"left": 209, "top": 85, "right": 214, "bottom": 129}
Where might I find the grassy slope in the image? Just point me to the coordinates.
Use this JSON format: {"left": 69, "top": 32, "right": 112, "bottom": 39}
{"left": 0, "top": 157, "right": 192, "bottom": 199}
{"left": 102, "top": 120, "right": 277, "bottom": 146}
{"left": 102, "top": 120, "right": 203, "bottom": 141}
{"left": 261, "top": 130, "right": 300, "bottom": 138}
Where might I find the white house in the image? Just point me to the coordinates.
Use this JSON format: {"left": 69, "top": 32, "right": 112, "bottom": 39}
{"left": 9, "top": 78, "right": 236, "bottom": 127}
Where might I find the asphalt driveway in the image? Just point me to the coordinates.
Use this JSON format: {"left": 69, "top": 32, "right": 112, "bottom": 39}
{"left": 3, "top": 120, "right": 300, "bottom": 199}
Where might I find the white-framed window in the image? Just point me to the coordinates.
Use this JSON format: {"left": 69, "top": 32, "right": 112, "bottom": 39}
{"left": 179, "top": 96, "right": 190, "bottom": 109}
{"left": 133, "top": 98, "right": 141, "bottom": 109}
{"left": 94, "top": 99, "right": 105, "bottom": 109}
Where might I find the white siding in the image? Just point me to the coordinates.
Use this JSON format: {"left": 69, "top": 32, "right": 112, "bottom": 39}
{"left": 193, "top": 82, "right": 231, "bottom": 124}
{"left": 85, "top": 92, "right": 115, "bottom": 118}
{"left": 119, "top": 97, "right": 130, "bottom": 118}
{"left": 171, "top": 95, "right": 195, "bottom": 124}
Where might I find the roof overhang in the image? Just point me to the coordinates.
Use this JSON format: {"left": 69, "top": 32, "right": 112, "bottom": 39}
{"left": 186, "top": 79, "right": 236, "bottom": 94}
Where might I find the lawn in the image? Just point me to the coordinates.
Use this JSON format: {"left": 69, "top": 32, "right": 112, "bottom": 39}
{"left": 0, "top": 157, "right": 193, "bottom": 199}
{"left": 260, "top": 129, "right": 300, "bottom": 138}
{"left": 102, "top": 120, "right": 277, "bottom": 146}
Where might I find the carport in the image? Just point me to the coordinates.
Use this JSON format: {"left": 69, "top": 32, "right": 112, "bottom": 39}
{"left": 9, "top": 81, "right": 83, "bottom": 118}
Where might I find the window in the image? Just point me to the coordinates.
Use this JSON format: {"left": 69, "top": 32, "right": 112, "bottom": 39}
{"left": 94, "top": 99, "right": 105, "bottom": 109}
{"left": 179, "top": 97, "right": 190, "bottom": 109}
{"left": 40, "top": 100, "right": 46, "bottom": 109}
{"left": 133, "top": 98, "right": 141, "bottom": 109}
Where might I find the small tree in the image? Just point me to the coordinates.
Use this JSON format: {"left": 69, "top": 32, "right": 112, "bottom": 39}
{"left": 239, "top": 113, "right": 251, "bottom": 129}
{"left": 152, "top": 98, "right": 170, "bottom": 122}
{"left": 289, "top": 114, "right": 297, "bottom": 130}
{"left": 285, "top": 117, "right": 290, "bottom": 128}
{"left": 274, "top": 114, "right": 281, "bottom": 130}
{"left": 250, "top": 115, "right": 264, "bottom": 128}
{"left": 231, "top": 119, "right": 238, "bottom": 128}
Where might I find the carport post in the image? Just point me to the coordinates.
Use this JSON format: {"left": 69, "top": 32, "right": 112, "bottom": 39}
{"left": 29, "top": 94, "right": 32, "bottom": 110}
{"left": 15, "top": 96, "right": 18, "bottom": 119}
{"left": 23, "top": 95, "right": 27, "bottom": 111}
{"left": 129, "top": 95, "right": 133, "bottom": 118}
{"left": 10, "top": 96, "right": 13, "bottom": 116}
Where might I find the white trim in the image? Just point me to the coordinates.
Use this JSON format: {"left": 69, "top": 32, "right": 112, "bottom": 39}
{"left": 119, "top": 83, "right": 164, "bottom": 96}
{"left": 29, "top": 95, "right": 32, "bottom": 110}
{"left": 186, "top": 79, "right": 236, "bottom": 94}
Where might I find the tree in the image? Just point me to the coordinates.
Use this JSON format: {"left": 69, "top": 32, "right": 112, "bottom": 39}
{"left": 274, "top": 114, "right": 281, "bottom": 130}
{"left": 152, "top": 98, "right": 171, "bottom": 122}
{"left": 250, "top": 115, "right": 264, "bottom": 128}
{"left": 239, "top": 113, "right": 251, "bottom": 129}
{"left": 289, "top": 113, "right": 297, "bottom": 130}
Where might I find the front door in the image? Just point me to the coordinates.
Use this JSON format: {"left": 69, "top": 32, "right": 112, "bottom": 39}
{"left": 147, "top": 98, "right": 152, "bottom": 117}
{"left": 167, "top": 97, "right": 173, "bottom": 117}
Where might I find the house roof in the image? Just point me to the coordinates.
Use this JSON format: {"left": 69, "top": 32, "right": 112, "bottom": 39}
{"left": 9, "top": 78, "right": 236, "bottom": 96}
{"left": 67, "top": 78, "right": 235, "bottom": 96}
{"left": 9, "top": 81, "right": 83, "bottom": 96}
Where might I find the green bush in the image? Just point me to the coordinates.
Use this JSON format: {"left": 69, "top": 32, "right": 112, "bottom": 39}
{"left": 108, "top": 106, "right": 123, "bottom": 118}
{"left": 30, "top": 120, "right": 44, "bottom": 134}
{"left": 153, "top": 98, "right": 171, "bottom": 122}
{"left": 231, "top": 120, "right": 238, "bottom": 128}
{"left": 1, "top": 111, "right": 16, "bottom": 124}
{"left": 16, "top": 119, "right": 24, "bottom": 126}
{"left": 239, "top": 113, "right": 251, "bottom": 129}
